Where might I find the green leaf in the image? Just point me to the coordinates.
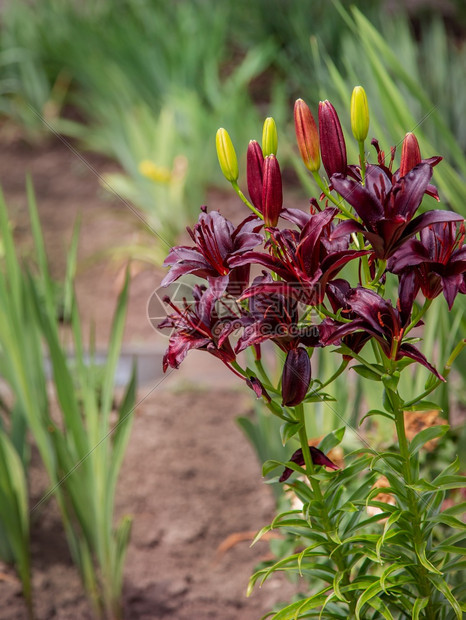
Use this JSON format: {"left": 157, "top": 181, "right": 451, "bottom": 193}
{"left": 407, "top": 479, "right": 438, "bottom": 493}
{"left": 376, "top": 510, "right": 402, "bottom": 562}
{"left": 262, "top": 458, "right": 296, "bottom": 477}
{"left": 442, "top": 559, "right": 466, "bottom": 574}
{"left": 332, "top": 571, "right": 349, "bottom": 603}
{"left": 0, "top": 429, "right": 31, "bottom": 603}
{"left": 441, "top": 502, "right": 466, "bottom": 517}
{"left": 108, "top": 363, "right": 137, "bottom": 506}
{"left": 318, "top": 427, "right": 345, "bottom": 453}
{"left": 412, "top": 597, "right": 429, "bottom": 620}
{"left": 409, "top": 424, "right": 449, "bottom": 456}
{"left": 269, "top": 588, "right": 332, "bottom": 619}
{"left": 352, "top": 365, "right": 382, "bottom": 381}
{"left": 250, "top": 525, "right": 272, "bottom": 547}
{"left": 359, "top": 409, "right": 394, "bottom": 425}
{"left": 415, "top": 542, "right": 442, "bottom": 574}
{"left": 379, "top": 563, "right": 403, "bottom": 595}
{"left": 427, "top": 574, "right": 463, "bottom": 620}
{"left": 355, "top": 580, "right": 385, "bottom": 620}
{"left": 382, "top": 389, "right": 394, "bottom": 413}
{"left": 403, "top": 400, "right": 443, "bottom": 412}
{"left": 427, "top": 514, "right": 466, "bottom": 531}
{"left": 436, "top": 475, "right": 466, "bottom": 491}
{"left": 436, "top": 545, "right": 466, "bottom": 556}
{"left": 111, "top": 515, "right": 132, "bottom": 600}
{"left": 280, "top": 420, "right": 302, "bottom": 444}
{"left": 366, "top": 596, "right": 395, "bottom": 620}
{"left": 381, "top": 374, "right": 400, "bottom": 392}
{"left": 100, "top": 267, "right": 130, "bottom": 419}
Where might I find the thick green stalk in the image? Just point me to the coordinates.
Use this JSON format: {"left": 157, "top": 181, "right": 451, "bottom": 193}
{"left": 393, "top": 401, "right": 435, "bottom": 619}
{"left": 295, "top": 404, "right": 356, "bottom": 616}
{"left": 358, "top": 141, "right": 366, "bottom": 184}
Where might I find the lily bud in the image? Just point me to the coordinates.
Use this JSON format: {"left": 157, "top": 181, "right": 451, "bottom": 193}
{"left": 247, "top": 140, "right": 264, "bottom": 211}
{"left": 281, "top": 347, "right": 311, "bottom": 407}
{"left": 294, "top": 98, "right": 320, "bottom": 172}
{"left": 262, "top": 116, "right": 278, "bottom": 156}
{"left": 318, "top": 100, "right": 347, "bottom": 178}
{"left": 262, "top": 154, "right": 283, "bottom": 227}
{"left": 216, "top": 128, "right": 238, "bottom": 182}
{"left": 350, "top": 86, "right": 369, "bottom": 142}
{"left": 399, "top": 132, "right": 421, "bottom": 178}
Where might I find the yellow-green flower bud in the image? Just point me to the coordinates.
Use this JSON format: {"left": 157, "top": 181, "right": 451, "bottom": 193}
{"left": 351, "top": 86, "right": 369, "bottom": 142}
{"left": 216, "top": 128, "right": 238, "bottom": 182}
{"left": 262, "top": 117, "right": 278, "bottom": 156}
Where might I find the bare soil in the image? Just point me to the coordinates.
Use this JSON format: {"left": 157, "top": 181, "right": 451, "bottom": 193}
{"left": 0, "top": 134, "right": 298, "bottom": 619}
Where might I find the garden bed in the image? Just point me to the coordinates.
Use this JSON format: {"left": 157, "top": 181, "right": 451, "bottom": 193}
{"left": 0, "top": 136, "right": 297, "bottom": 618}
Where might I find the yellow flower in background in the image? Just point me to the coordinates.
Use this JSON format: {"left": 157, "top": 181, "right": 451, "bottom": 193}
{"left": 139, "top": 160, "right": 172, "bottom": 184}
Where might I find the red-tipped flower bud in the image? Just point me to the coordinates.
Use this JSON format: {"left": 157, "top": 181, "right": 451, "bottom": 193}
{"left": 294, "top": 98, "right": 320, "bottom": 172}
{"left": 247, "top": 140, "right": 264, "bottom": 211}
{"left": 281, "top": 347, "right": 311, "bottom": 407}
{"left": 262, "top": 154, "right": 283, "bottom": 227}
{"left": 318, "top": 100, "right": 347, "bottom": 178}
{"left": 399, "top": 132, "right": 421, "bottom": 178}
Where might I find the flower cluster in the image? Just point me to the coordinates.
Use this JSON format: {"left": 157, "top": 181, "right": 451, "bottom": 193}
{"left": 159, "top": 89, "right": 465, "bottom": 414}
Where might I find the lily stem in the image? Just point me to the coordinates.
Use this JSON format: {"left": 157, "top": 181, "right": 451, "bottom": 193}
{"left": 358, "top": 140, "right": 366, "bottom": 185}
{"left": 231, "top": 181, "right": 263, "bottom": 219}
{"left": 393, "top": 397, "right": 435, "bottom": 618}
{"left": 295, "top": 404, "right": 356, "bottom": 616}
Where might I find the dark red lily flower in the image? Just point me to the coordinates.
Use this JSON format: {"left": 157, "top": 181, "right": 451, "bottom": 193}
{"left": 235, "top": 274, "right": 319, "bottom": 407}
{"left": 321, "top": 286, "right": 445, "bottom": 380}
{"left": 331, "top": 162, "right": 462, "bottom": 259}
{"left": 159, "top": 276, "right": 236, "bottom": 371}
{"left": 236, "top": 274, "right": 320, "bottom": 353}
{"left": 388, "top": 221, "right": 466, "bottom": 309}
{"left": 324, "top": 279, "right": 372, "bottom": 358}
{"left": 279, "top": 445, "right": 338, "bottom": 482}
{"left": 230, "top": 207, "right": 368, "bottom": 305}
{"left": 161, "top": 209, "right": 263, "bottom": 288}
